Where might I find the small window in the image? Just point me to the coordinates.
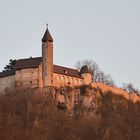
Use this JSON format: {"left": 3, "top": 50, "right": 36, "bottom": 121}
{"left": 64, "top": 70, "right": 68, "bottom": 74}
{"left": 67, "top": 82, "right": 70, "bottom": 85}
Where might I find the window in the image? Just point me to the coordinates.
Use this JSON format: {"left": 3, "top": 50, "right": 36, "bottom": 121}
{"left": 64, "top": 70, "right": 68, "bottom": 74}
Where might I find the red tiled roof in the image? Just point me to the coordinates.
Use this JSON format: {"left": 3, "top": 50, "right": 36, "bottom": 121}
{"left": 80, "top": 65, "right": 91, "bottom": 74}
{"left": 0, "top": 70, "right": 15, "bottom": 78}
{"left": 14, "top": 57, "right": 82, "bottom": 79}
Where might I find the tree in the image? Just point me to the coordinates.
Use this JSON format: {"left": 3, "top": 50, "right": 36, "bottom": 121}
{"left": 122, "top": 83, "right": 140, "bottom": 94}
{"left": 75, "top": 59, "right": 115, "bottom": 86}
{"left": 3, "top": 59, "right": 17, "bottom": 71}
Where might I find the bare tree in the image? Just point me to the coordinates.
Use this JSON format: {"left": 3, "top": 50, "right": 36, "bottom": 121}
{"left": 75, "top": 59, "right": 115, "bottom": 86}
{"left": 122, "top": 83, "right": 140, "bottom": 94}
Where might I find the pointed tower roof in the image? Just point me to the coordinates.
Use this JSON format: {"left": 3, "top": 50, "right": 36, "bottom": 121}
{"left": 42, "top": 25, "right": 53, "bottom": 42}
{"left": 80, "top": 65, "right": 91, "bottom": 74}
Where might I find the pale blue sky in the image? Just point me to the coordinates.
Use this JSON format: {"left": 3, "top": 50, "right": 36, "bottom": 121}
{"left": 0, "top": 0, "right": 140, "bottom": 88}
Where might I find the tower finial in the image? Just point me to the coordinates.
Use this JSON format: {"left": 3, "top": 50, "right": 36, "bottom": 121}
{"left": 42, "top": 23, "right": 53, "bottom": 42}
{"left": 46, "top": 23, "right": 48, "bottom": 29}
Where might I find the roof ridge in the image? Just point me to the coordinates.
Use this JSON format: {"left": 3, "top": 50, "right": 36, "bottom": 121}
{"left": 53, "top": 64, "right": 78, "bottom": 71}
{"left": 0, "top": 69, "right": 15, "bottom": 78}
{"left": 17, "top": 56, "right": 42, "bottom": 61}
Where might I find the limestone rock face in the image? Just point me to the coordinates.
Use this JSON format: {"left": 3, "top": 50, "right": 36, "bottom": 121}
{"left": 79, "top": 85, "right": 97, "bottom": 113}
{"left": 56, "top": 87, "right": 75, "bottom": 111}
{"left": 44, "top": 85, "right": 98, "bottom": 114}
{"left": 44, "top": 84, "right": 140, "bottom": 115}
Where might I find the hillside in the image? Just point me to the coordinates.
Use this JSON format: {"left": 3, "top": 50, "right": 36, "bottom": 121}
{"left": 0, "top": 85, "right": 140, "bottom": 140}
{"left": 91, "top": 82, "right": 140, "bottom": 102}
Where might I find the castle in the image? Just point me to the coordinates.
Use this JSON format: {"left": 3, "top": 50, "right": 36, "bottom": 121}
{"left": 0, "top": 26, "right": 92, "bottom": 94}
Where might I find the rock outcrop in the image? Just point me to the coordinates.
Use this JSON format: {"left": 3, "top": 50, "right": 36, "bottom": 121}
{"left": 43, "top": 83, "right": 140, "bottom": 114}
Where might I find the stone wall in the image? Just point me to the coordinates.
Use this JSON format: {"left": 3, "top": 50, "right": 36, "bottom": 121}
{"left": 15, "top": 68, "right": 39, "bottom": 89}
{"left": 0, "top": 75, "right": 15, "bottom": 95}
{"left": 81, "top": 73, "right": 92, "bottom": 85}
{"left": 91, "top": 82, "right": 140, "bottom": 103}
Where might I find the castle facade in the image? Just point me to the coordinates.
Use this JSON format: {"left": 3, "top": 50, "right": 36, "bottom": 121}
{"left": 0, "top": 26, "right": 92, "bottom": 94}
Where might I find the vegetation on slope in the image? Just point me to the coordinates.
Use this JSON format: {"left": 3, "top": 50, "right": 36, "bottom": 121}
{"left": 0, "top": 86, "right": 140, "bottom": 140}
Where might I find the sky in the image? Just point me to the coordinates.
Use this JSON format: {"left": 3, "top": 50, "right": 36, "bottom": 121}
{"left": 0, "top": 0, "right": 140, "bottom": 89}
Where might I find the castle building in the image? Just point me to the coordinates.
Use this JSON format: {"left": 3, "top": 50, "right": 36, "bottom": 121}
{"left": 0, "top": 26, "right": 92, "bottom": 94}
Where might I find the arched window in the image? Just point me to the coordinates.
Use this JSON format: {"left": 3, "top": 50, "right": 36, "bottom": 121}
{"left": 76, "top": 79, "right": 79, "bottom": 84}
{"left": 67, "top": 77, "right": 70, "bottom": 82}
{"left": 71, "top": 78, "right": 74, "bottom": 83}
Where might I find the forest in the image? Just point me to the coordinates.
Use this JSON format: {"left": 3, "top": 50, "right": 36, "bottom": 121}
{"left": 0, "top": 85, "right": 140, "bottom": 140}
